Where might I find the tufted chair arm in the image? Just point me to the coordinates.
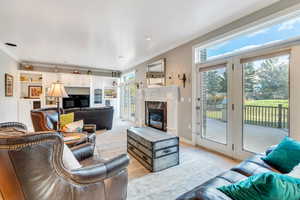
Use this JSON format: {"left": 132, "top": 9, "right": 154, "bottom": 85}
{"left": 70, "top": 154, "right": 129, "bottom": 184}
{"left": 0, "top": 122, "right": 27, "bottom": 131}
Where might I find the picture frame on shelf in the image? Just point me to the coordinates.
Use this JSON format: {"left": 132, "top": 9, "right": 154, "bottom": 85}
{"left": 104, "top": 88, "right": 117, "bottom": 98}
{"left": 94, "top": 89, "right": 103, "bottom": 104}
{"left": 5, "top": 73, "right": 13, "bottom": 97}
{"left": 28, "top": 86, "right": 42, "bottom": 99}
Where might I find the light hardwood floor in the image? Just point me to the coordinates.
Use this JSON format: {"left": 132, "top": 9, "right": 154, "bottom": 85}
{"left": 95, "top": 120, "right": 238, "bottom": 180}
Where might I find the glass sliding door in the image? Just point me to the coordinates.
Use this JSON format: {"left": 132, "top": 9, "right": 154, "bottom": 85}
{"left": 242, "top": 54, "right": 290, "bottom": 153}
{"left": 124, "top": 85, "right": 130, "bottom": 118}
{"left": 129, "top": 84, "right": 136, "bottom": 121}
{"left": 199, "top": 64, "right": 229, "bottom": 145}
{"left": 120, "top": 71, "right": 136, "bottom": 121}
{"left": 120, "top": 83, "right": 136, "bottom": 121}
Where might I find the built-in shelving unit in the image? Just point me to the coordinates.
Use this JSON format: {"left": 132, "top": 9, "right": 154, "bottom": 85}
{"left": 19, "top": 72, "right": 43, "bottom": 99}
{"left": 17, "top": 70, "right": 120, "bottom": 130}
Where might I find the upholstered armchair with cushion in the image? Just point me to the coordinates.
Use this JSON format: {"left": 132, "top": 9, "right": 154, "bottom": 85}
{"left": 31, "top": 108, "right": 96, "bottom": 161}
{"left": 0, "top": 131, "right": 129, "bottom": 200}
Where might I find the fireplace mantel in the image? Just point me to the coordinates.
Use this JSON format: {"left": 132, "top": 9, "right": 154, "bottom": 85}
{"left": 142, "top": 86, "right": 180, "bottom": 102}
{"left": 135, "top": 86, "right": 180, "bottom": 136}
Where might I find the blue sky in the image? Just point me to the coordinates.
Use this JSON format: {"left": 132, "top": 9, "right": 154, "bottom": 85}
{"left": 207, "top": 17, "right": 300, "bottom": 59}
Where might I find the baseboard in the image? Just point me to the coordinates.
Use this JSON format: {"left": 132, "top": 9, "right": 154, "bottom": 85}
{"left": 180, "top": 137, "right": 193, "bottom": 145}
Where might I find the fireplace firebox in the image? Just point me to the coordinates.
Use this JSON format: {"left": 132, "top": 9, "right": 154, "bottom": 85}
{"left": 145, "top": 101, "right": 167, "bottom": 131}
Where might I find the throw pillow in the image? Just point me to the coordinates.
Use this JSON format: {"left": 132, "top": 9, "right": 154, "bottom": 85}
{"left": 261, "top": 137, "right": 300, "bottom": 173}
{"left": 262, "top": 137, "right": 300, "bottom": 173}
{"left": 60, "top": 113, "right": 74, "bottom": 129}
{"left": 218, "top": 172, "right": 300, "bottom": 200}
{"left": 62, "top": 143, "right": 81, "bottom": 170}
{"left": 62, "top": 120, "right": 84, "bottom": 133}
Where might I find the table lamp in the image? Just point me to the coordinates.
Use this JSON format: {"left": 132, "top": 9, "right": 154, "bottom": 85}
{"left": 47, "top": 81, "right": 68, "bottom": 131}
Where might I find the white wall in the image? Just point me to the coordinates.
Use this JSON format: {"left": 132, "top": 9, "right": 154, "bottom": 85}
{"left": 126, "top": 0, "right": 300, "bottom": 143}
{"left": 0, "top": 49, "right": 19, "bottom": 122}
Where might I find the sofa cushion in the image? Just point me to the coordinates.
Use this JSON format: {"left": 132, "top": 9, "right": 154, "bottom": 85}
{"left": 177, "top": 187, "right": 232, "bottom": 200}
{"left": 216, "top": 170, "right": 247, "bottom": 184}
{"left": 200, "top": 177, "right": 232, "bottom": 188}
{"left": 262, "top": 137, "right": 300, "bottom": 173}
{"left": 232, "top": 155, "right": 278, "bottom": 177}
{"left": 177, "top": 171, "right": 247, "bottom": 200}
{"left": 62, "top": 144, "right": 81, "bottom": 170}
{"left": 218, "top": 172, "right": 300, "bottom": 200}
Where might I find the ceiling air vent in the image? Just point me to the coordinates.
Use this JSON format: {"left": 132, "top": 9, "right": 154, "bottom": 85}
{"left": 5, "top": 42, "right": 17, "bottom": 47}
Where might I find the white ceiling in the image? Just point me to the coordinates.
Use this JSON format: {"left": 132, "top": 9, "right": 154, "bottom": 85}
{"left": 0, "top": 0, "right": 279, "bottom": 71}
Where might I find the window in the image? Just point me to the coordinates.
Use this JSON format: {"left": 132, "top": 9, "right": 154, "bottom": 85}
{"left": 121, "top": 71, "right": 135, "bottom": 83}
{"left": 195, "top": 13, "right": 300, "bottom": 63}
{"left": 242, "top": 54, "right": 289, "bottom": 153}
{"left": 199, "top": 65, "right": 228, "bottom": 144}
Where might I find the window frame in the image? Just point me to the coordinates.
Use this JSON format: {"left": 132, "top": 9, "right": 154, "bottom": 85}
{"left": 194, "top": 10, "right": 300, "bottom": 64}
{"left": 194, "top": 44, "right": 300, "bottom": 160}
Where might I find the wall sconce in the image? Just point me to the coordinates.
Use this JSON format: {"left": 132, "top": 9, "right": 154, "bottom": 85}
{"left": 112, "top": 81, "right": 118, "bottom": 87}
{"left": 178, "top": 73, "right": 187, "bottom": 88}
{"left": 23, "top": 65, "right": 34, "bottom": 71}
{"left": 135, "top": 82, "right": 143, "bottom": 89}
{"left": 73, "top": 70, "right": 80, "bottom": 74}
{"left": 135, "top": 82, "right": 140, "bottom": 89}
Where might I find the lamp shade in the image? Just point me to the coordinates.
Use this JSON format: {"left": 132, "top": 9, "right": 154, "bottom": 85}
{"left": 47, "top": 81, "right": 69, "bottom": 97}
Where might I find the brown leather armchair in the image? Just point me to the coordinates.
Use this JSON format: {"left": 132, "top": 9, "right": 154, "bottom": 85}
{"left": 31, "top": 108, "right": 96, "bottom": 161}
{"left": 0, "top": 131, "right": 129, "bottom": 200}
{"left": 31, "top": 107, "right": 72, "bottom": 131}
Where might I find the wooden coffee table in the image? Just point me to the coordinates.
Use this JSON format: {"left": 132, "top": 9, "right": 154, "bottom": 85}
{"left": 63, "top": 132, "right": 87, "bottom": 147}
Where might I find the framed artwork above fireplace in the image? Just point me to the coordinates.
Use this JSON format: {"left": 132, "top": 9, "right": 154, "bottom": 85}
{"left": 146, "top": 59, "right": 166, "bottom": 87}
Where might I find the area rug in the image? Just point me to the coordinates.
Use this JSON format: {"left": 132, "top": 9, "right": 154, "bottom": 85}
{"left": 95, "top": 120, "right": 237, "bottom": 200}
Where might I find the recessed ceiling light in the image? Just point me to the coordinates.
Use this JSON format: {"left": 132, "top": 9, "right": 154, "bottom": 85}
{"left": 146, "top": 37, "right": 151, "bottom": 41}
{"left": 5, "top": 42, "right": 17, "bottom": 47}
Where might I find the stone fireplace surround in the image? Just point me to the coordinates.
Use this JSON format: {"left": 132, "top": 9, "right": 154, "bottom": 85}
{"left": 135, "top": 86, "right": 180, "bottom": 136}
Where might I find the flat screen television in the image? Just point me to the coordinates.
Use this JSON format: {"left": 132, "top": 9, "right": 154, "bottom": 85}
{"left": 63, "top": 95, "right": 90, "bottom": 109}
